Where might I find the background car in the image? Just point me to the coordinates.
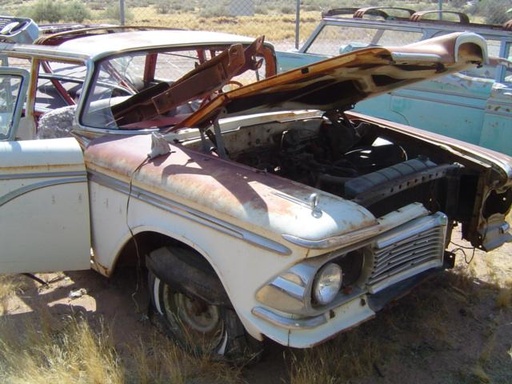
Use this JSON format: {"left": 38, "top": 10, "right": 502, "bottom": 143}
{"left": 276, "top": 6, "right": 512, "bottom": 155}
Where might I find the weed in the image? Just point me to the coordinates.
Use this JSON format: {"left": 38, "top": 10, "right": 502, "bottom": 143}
{"left": 288, "top": 327, "right": 388, "bottom": 383}
{"left": 496, "top": 281, "right": 512, "bottom": 309}
{"left": 0, "top": 314, "right": 123, "bottom": 384}
{"left": 0, "top": 275, "right": 26, "bottom": 314}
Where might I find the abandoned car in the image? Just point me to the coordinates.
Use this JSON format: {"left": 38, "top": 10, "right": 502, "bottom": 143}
{"left": 277, "top": 6, "right": 512, "bottom": 155}
{"left": 1, "top": 26, "right": 511, "bottom": 361}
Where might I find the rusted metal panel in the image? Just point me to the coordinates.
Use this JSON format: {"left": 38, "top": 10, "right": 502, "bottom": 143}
{"left": 84, "top": 134, "right": 377, "bottom": 245}
{"left": 171, "top": 32, "right": 487, "bottom": 130}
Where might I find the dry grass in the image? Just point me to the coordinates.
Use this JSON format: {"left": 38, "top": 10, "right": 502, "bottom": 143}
{"left": 0, "top": 313, "right": 122, "bottom": 384}
{"left": 496, "top": 281, "right": 512, "bottom": 309}
{"left": 0, "top": 275, "right": 243, "bottom": 384}
{"left": 3, "top": 0, "right": 495, "bottom": 46}
{"left": 0, "top": 274, "right": 29, "bottom": 315}
{"left": 0, "top": 313, "right": 244, "bottom": 384}
{"left": 288, "top": 328, "right": 389, "bottom": 384}
{"left": 124, "top": 332, "right": 244, "bottom": 384}
{"left": 444, "top": 228, "right": 512, "bottom": 384}
{"left": 111, "top": 8, "right": 320, "bottom": 43}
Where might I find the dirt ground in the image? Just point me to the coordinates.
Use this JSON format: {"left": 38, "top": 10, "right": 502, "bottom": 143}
{"left": 2, "top": 229, "right": 512, "bottom": 383}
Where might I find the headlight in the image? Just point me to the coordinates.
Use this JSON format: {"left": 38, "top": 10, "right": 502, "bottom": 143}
{"left": 313, "top": 263, "right": 342, "bottom": 305}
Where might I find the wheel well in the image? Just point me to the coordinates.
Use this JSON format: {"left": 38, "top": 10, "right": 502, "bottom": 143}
{"left": 146, "top": 243, "right": 231, "bottom": 307}
{"left": 114, "top": 232, "right": 225, "bottom": 303}
{"left": 113, "top": 231, "right": 170, "bottom": 268}
{"left": 115, "top": 231, "right": 214, "bottom": 269}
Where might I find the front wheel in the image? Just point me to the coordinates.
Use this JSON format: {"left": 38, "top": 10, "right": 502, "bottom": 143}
{"left": 148, "top": 268, "right": 262, "bottom": 364}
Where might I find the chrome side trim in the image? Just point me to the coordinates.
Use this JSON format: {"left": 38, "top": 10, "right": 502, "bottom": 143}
{"left": 89, "top": 170, "right": 292, "bottom": 255}
{"left": 0, "top": 170, "right": 86, "bottom": 180}
{"left": 252, "top": 306, "right": 327, "bottom": 329}
{"left": 0, "top": 175, "right": 87, "bottom": 207}
{"left": 270, "top": 275, "right": 307, "bottom": 302}
{"left": 282, "top": 202, "right": 429, "bottom": 249}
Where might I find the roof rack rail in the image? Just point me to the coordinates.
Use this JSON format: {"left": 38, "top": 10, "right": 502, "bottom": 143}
{"left": 410, "top": 10, "right": 470, "bottom": 24}
{"left": 34, "top": 25, "right": 169, "bottom": 46}
{"left": 321, "top": 7, "right": 359, "bottom": 18}
{"left": 353, "top": 7, "right": 416, "bottom": 20}
{"left": 320, "top": 6, "right": 510, "bottom": 31}
{"left": 322, "top": 6, "right": 417, "bottom": 20}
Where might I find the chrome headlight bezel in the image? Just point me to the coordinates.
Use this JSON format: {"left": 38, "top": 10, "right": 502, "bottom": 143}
{"left": 312, "top": 262, "right": 343, "bottom": 305}
{"left": 255, "top": 248, "right": 364, "bottom": 315}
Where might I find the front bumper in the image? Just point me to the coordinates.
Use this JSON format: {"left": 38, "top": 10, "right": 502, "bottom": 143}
{"left": 253, "top": 205, "right": 449, "bottom": 347}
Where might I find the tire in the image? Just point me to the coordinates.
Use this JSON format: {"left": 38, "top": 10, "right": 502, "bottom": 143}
{"left": 147, "top": 248, "right": 263, "bottom": 364}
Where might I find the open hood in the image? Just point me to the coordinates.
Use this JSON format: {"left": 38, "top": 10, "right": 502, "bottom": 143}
{"left": 167, "top": 32, "right": 487, "bottom": 131}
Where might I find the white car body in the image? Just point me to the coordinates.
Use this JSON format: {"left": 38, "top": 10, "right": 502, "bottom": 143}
{"left": 0, "top": 27, "right": 510, "bottom": 358}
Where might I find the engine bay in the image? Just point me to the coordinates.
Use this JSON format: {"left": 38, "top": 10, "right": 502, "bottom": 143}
{"left": 213, "top": 111, "right": 463, "bottom": 218}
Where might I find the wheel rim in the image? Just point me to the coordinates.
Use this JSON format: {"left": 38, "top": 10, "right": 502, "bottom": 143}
{"left": 175, "top": 292, "right": 220, "bottom": 333}
{"left": 162, "top": 285, "right": 225, "bottom": 351}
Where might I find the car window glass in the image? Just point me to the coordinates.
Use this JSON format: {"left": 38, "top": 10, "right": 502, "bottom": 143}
{"left": 152, "top": 48, "right": 267, "bottom": 85}
{"left": 503, "top": 44, "right": 512, "bottom": 85}
{"left": 503, "top": 65, "right": 512, "bottom": 85}
{"left": 0, "top": 73, "right": 24, "bottom": 139}
{"left": 305, "top": 25, "right": 423, "bottom": 56}
{"left": 374, "top": 29, "right": 423, "bottom": 46}
{"left": 81, "top": 47, "right": 269, "bottom": 129}
{"left": 485, "top": 38, "right": 503, "bottom": 59}
{"left": 36, "top": 61, "right": 86, "bottom": 111}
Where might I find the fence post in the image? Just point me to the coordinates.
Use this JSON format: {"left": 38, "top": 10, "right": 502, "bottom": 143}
{"left": 119, "top": 0, "right": 125, "bottom": 25}
{"left": 295, "top": 0, "right": 300, "bottom": 49}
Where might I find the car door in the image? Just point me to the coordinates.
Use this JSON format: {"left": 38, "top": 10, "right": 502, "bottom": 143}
{"left": 479, "top": 56, "right": 512, "bottom": 156}
{"left": 0, "top": 67, "right": 91, "bottom": 273}
{"left": 355, "top": 68, "right": 492, "bottom": 146}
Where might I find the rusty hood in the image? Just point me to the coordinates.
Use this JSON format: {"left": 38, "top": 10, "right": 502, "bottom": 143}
{"left": 168, "top": 32, "right": 487, "bottom": 131}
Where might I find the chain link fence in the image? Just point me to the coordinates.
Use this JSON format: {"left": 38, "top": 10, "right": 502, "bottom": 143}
{"left": 7, "top": 0, "right": 512, "bottom": 51}
{"left": 119, "top": 0, "right": 511, "bottom": 48}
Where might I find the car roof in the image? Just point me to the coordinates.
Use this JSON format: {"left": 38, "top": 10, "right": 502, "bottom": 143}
{"left": 4, "top": 29, "right": 273, "bottom": 63}
{"left": 54, "top": 30, "right": 266, "bottom": 58}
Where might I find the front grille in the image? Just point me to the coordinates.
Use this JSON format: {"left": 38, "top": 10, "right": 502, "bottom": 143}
{"left": 366, "top": 212, "right": 447, "bottom": 294}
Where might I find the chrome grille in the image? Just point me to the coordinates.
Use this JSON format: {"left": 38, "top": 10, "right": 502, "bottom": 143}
{"left": 366, "top": 212, "right": 447, "bottom": 294}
